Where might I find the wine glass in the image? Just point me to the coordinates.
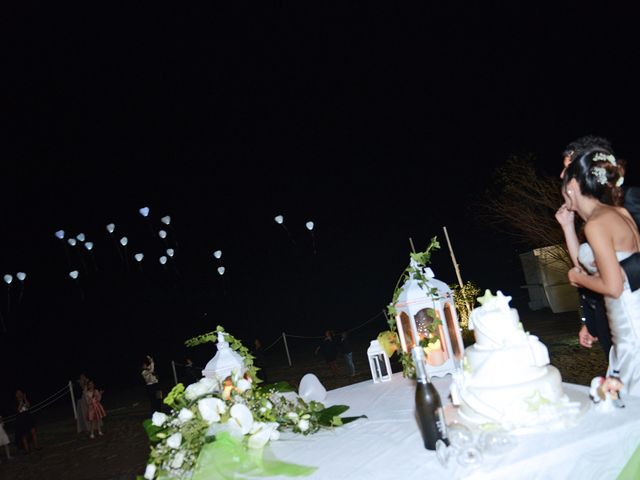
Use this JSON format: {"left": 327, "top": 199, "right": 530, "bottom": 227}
{"left": 478, "top": 429, "right": 517, "bottom": 455}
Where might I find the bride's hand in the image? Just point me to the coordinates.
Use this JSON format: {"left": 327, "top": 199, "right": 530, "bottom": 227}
{"left": 555, "top": 204, "right": 575, "bottom": 227}
{"left": 568, "top": 266, "right": 586, "bottom": 286}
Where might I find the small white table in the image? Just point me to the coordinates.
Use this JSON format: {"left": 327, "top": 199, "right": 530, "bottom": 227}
{"left": 270, "top": 373, "right": 640, "bottom": 480}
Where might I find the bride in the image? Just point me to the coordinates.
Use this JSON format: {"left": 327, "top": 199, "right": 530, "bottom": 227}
{"left": 558, "top": 149, "right": 640, "bottom": 397}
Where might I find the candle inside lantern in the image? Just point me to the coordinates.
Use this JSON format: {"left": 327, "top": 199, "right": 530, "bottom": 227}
{"left": 424, "top": 339, "right": 445, "bottom": 366}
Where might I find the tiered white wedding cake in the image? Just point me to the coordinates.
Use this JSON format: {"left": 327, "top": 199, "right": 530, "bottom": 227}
{"left": 451, "top": 290, "right": 581, "bottom": 431}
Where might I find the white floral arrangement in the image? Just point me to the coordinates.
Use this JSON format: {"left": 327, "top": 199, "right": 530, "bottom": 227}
{"left": 139, "top": 326, "right": 364, "bottom": 480}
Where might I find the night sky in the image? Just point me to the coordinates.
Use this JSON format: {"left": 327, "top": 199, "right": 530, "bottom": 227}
{"left": 3, "top": 4, "right": 639, "bottom": 411}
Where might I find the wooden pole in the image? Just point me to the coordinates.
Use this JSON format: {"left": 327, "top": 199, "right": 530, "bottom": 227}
{"left": 408, "top": 237, "right": 416, "bottom": 254}
{"left": 282, "top": 332, "right": 292, "bottom": 367}
{"left": 443, "top": 226, "right": 464, "bottom": 289}
{"left": 69, "top": 380, "right": 78, "bottom": 421}
{"left": 443, "top": 226, "right": 472, "bottom": 318}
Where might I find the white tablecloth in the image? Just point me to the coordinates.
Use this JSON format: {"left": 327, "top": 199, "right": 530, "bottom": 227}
{"left": 269, "top": 373, "right": 640, "bottom": 480}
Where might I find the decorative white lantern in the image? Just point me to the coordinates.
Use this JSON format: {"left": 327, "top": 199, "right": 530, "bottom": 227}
{"left": 367, "top": 340, "right": 392, "bottom": 383}
{"left": 202, "top": 332, "right": 246, "bottom": 381}
{"left": 394, "top": 259, "right": 464, "bottom": 378}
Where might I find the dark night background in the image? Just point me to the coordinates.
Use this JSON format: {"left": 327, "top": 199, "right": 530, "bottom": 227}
{"left": 2, "top": 4, "right": 639, "bottom": 414}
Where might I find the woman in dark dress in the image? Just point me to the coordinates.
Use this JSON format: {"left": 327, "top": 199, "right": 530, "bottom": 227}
{"left": 15, "top": 389, "right": 38, "bottom": 453}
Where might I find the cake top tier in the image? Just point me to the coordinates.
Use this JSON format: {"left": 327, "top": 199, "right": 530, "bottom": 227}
{"left": 470, "top": 290, "right": 525, "bottom": 348}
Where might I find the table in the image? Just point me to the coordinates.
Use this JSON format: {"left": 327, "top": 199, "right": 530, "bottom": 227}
{"left": 269, "top": 373, "right": 640, "bottom": 480}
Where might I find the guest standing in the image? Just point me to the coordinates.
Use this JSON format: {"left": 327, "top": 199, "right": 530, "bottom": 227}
{"left": 142, "top": 355, "right": 162, "bottom": 413}
{"left": 338, "top": 331, "right": 356, "bottom": 377}
{"left": 84, "top": 381, "right": 106, "bottom": 439}
{"left": 76, "top": 373, "right": 90, "bottom": 433}
{"left": 315, "top": 330, "right": 339, "bottom": 376}
{"left": 15, "top": 389, "right": 38, "bottom": 453}
{"left": 0, "top": 415, "right": 12, "bottom": 461}
{"left": 252, "top": 339, "right": 268, "bottom": 383}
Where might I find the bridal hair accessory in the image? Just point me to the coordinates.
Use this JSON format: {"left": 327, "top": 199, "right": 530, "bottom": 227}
{"left": 593, "top": 152, "right": 617, "bottom": 166}
{"left": 591, "top": 167, "right": 608, "bottom": 185}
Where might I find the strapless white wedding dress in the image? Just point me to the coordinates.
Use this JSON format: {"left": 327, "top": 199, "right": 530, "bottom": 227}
{"left": 578, "top": 243, "right": 640, "bottom": 397}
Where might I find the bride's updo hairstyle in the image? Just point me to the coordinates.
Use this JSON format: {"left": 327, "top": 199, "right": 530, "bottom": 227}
{"left": 563, "top": 148, "right": 626, "bottom": 206}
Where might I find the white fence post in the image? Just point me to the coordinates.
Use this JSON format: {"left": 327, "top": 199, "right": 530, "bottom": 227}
{"left": 172, "top": 360, "right": 178, "bottom": 385}
{"left": 282, "top": 332, "right": 292, "bottom": 367}
{"left": 68, "top": 380, "right": 78, "bottom": 420}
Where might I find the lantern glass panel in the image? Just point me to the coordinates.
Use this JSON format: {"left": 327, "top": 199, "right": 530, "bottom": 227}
{"left": 444, "top": 303, "right": 463, "bottom": 359}
{"left": 399, "top": 312, "right": 415, "bottom": 350}
{"left": 372, "top": 353, "right": 389, "bottom": 378}
{"left": 414, "top": 307, "right": 436, "bottom": 340}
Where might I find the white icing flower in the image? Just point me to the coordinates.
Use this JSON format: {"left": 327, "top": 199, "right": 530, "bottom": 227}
{"left": 171, "top": 451, "right": 185, "bottom": 469}
{"left": 151, "top": 412, "right": 168, "bottom": 427}
{"left": 177, "top": 408, "right": 194, "bottom": 424}
{"left": 297, "top": 419, "right": 310, "bottom": 432}
{"left": 166, "top": 432, "right": 182, "bottom": 449}
{"left": 198, "top": 397, "right": 226, "bottom": 424}
{"left": 230, "top": 403, "right": 254, "bottom": 435}
{"left": 144, "top": 464, "right": 157, "bottom": 480}
{"left": 185, "top": 377, "right": 218, "bottom": 400}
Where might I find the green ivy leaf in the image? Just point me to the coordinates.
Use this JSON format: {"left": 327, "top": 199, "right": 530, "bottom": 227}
{"left": 143, "top": 418, "right": 165, "bottom": 443}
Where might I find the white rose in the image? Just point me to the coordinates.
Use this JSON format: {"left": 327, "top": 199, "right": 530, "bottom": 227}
{"left": 166, "top": 432, "right": 182, "bottom": 449}
{"left": 286, "top": 412, "right": 299, "bottom": 422}
{"left": 298, "top": 419, "right": 310, "bottom": 432}
{"left": 198, "top": 397, "right": 226, "bottom": 424}
{"left": 177, "top": 408, "right": 194, "bottom": 424}
{"left": 184, "top": 377, "right": 218, "bottom": 400}
{"left": 144, "top": 464, "right": 157, "bottom": 480}
{"left": 151, "top": 412, "right": 168, "bottom": 427}
{"left": 171, "top": 451, "right": 185, "bottom": 469}
{"left": 236, "top": 378, "right": 252, "bottom": 393}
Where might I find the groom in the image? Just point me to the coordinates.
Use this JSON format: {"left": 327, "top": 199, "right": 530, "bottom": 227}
{"left": 560, "top": 135, "right": 640, "bottom": 358}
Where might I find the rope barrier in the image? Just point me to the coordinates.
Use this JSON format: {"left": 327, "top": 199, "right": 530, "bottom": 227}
{"left": 2, "top": 383, "right": 72, "bottom": 424}
{"left": 262, "top": 335, "right": 282, "bottom": 351}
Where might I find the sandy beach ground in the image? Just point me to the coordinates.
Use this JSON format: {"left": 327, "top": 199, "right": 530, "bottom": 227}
{"left": 0, "top": 309, "right": 607, "bottom": 480}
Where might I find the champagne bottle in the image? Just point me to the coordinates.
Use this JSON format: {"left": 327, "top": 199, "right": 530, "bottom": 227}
{"left": 412, "top": 347, "right": 449, "bottom": 450}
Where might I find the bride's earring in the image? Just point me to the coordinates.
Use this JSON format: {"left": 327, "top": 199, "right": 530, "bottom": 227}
{"left": 567, "top": 190, "right": 573, "bottom": 194}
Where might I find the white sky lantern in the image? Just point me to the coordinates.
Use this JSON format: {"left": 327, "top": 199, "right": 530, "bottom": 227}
{"left": 202, "top": 332, "right": 246, "bottom": 381}
{"left": 134, "top": 253, "right": 144, "bottom": 262}
{"left": 306, "top": 221, "right": 314, "bottom": 231}
{"left": 69, "top": 270, "right": 79, "bottom": 279}
{"left": 84, "top": 242, "right": 94, "bottom": 251}
{"left": 3, "top": 274, "right": 13, "bottom": 285}
{"left": 119, "top": 236, "right": 128, "bottom": 246}
{"left": 166, "top": 248, "right": 175, "bottom": 257}
{"left": 159, "top": 256, "right": 167, "bottom": 265}
{"left": 16, "top": 272, "right": 26, "bottom": 282}
{"left": 367, "top": 340, "right": 392, "bottom": 383}
{"left": 139, "top": 206, "right": 150, "bottom": 217}
{"left": 76, "top": 233, "right": 86, "bottom": 242}
{"left": 159, "top": 230, "right": 167, "bottom": 239}
{"left": 67, "top": 238, "right": 77, "bottom": 246}
{"left": 106, "top": 223, "right": 115, "bottom": 234}
{"left": 55, "top": 230, "right": 65, "bottom": 240}
{"left": 274, "top": 215, "right": 284, "bottom": 225}
{"left": 394, "top": 259, "right": 464, "bottom": 378}
{"left": 217, "top": 266, "right": 225, "bottom": 275}
{"left": 213, "top": 250, "right": 222, "bottom": 259}
{"left": 161, "top": 215, "right": 171, "bottom": 225}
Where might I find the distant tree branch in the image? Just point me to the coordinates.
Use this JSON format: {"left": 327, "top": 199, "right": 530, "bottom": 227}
{"left": 475, "top": 154, "right": 573, "bottom": 269}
